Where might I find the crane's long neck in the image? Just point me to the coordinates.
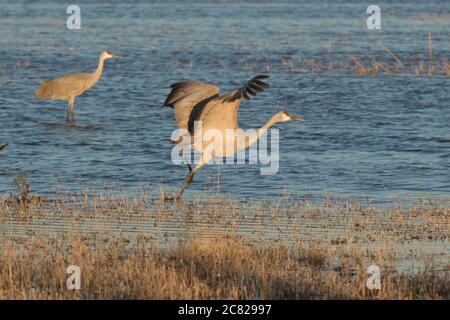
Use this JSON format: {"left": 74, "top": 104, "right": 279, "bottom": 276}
{"left": 88, "top": 56, "right": 106, "bottom": 87}
{"left": 242, "top": 115, "right": 280, "bottom": 150}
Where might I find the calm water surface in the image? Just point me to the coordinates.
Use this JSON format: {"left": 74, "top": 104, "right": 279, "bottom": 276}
{"left": 0, "top": 1, "right": 449, "bottom": 203}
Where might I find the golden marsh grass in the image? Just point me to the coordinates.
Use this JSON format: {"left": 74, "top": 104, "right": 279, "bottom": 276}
{"left": 0, "top": 190, "right": 448, "bottom": 299}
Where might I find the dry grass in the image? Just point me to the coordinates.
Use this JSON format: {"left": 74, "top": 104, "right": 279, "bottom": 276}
{"left": 0, "top": 188, "right": 449, "bottom": 300}
{"left": 291, "top": 53, "right": 450, "bottom": 77}
{"left": 228, "top": 35, "right": 450, "bottom": 77}
{"left": 441, "top": 59, "right": 450, "bottom": 76}
{"left": 0, "top": 234, "right": 448, "bottom": 300}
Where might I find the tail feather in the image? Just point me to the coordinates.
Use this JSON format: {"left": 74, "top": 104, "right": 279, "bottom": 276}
{"left": 35, "top": 80, "right": 53, "bottom": 100}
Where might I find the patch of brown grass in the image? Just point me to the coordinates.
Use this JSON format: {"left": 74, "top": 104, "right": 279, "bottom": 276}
{"left": 0, "top": 235, "right": 448, "bottom": 300}
{"left": 233, "top": 35, "right": 450, "bottom": 77}
{"left": 0, "top": 191, "right": 448, "bottom": 300}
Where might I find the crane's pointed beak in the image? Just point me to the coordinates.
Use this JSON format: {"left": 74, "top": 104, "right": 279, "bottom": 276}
{"left": 112, "top": 54, "right": 123, "bottom": 58}
{"left": 290, "top": 115, "right": 304, "bottom": 121}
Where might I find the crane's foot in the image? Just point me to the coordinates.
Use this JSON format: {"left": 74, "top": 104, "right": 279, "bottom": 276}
{"left": 163, "top": 172, "right": 194, "bottom": 202}
{"left": 66, "top": 111, "right": 75, "bottom": 122}
{"left": 163, "top": 194, "right": 183, "bottom": 202}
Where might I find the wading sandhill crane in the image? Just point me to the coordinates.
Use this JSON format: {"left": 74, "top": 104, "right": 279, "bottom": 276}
{"left": 163, "top": 74, "right": 304, "bottom": 198}
{"left": 0, "top": 144, "right": 7, "bottom": 151}
{"left": 35, "top": 50, "right": 120, "bottom": 121}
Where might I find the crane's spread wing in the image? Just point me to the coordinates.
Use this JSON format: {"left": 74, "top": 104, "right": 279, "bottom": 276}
{"left": 187, "top": 75, "right": 269, "bottom": 134}
{"left": 35, "top": 73, "right": 92, "bottom": 100}
{"left": 163, "top": 81, "right": 220, "bottom": 130}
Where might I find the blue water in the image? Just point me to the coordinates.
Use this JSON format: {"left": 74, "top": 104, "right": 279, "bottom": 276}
{"left": 0, "top": 1, "right": 449, "bottom": 203}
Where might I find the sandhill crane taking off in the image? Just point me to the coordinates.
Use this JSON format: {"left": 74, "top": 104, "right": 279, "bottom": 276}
{"left": 163, "top": 74, "right": 304, "bottom": 198}
{"left": 35, "top": 51, "right": 120, "bottom": 121}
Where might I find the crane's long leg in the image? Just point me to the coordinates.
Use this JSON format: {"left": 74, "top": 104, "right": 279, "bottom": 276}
{"left": 65, "top": 102, "right": 71, "bottom": 122}
{"left": 66, "top": 97, "right": 75, "bottom": 122}
{"left": 177, "top": 139, "right": 193, "bottom": 173}
{"left": 165, "top": 152, "right": 211, "bottom": 201}
{"left": 175, "top": 161, "right": 205, "bottom": 198}
{"left": 182, "top": 147, "right": 193, "bottom": 173}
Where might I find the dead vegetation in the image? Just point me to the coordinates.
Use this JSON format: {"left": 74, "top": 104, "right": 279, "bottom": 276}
{"left": 0, "top": 235, "right": 448, "bottom": 299}
{"left": 0, "top": 189, "right": 448, "bottom": 300}
{"left": 241, "top": 34, "right": 450, "bottom": 77}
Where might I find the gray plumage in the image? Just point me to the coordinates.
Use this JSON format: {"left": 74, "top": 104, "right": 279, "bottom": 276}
{"left": 164, "top": 75, "right": 269, "bottom": 136}
{"left": 163, "top": 81, "right": 220, "bottom": 130}
{"left": 35, "top": 50, "right": 120, "bottom": 121}
{"left": 163, "top": 75, "right": 304, "bottom": 198}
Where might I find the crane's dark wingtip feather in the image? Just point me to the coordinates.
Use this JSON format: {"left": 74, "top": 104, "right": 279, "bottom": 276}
{"left": 0, "top": 144, "right": 8, "bottom": 151}
{"left": 163, "top": 102, "right": 175, "bottom": 108}
{"left": 223, "top": 74, "right": 269, "bottom": 103}
{"left": 253, "top": 74, "right": 270, "bottom": 80}
{"left": 242, "top": 88, "right": 251, "bottom": 100}
{"left": 164, "top": 82, "right": 190, "bottom": 107}
{"left": 170, "top": 82, "right": 186, "bottom": 89}
{"left": 163, "top": 97, "right": 176, "bottom": 108}
{"left": 245, "top": 75, "right": 269, "bottom": 95}
{"left": 162, "top": 97, "right": 173, "bottom": 108}
{"left": 245, "top": 84, "right": 257, "bottom": 96}
{"left": 248, "top": 79, "right": 269, "bottom": 91}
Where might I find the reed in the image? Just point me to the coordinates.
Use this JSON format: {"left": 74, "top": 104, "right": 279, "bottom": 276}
{"left": 442, "top": 59, "right": 450, "bottom": 76}
{"left": 0, "top": 189, "right": 448, "bottom": 300}
{"left": 351, "top": 56, "right": 370, "bottom": 75}
{"left": 248, "top": 34, "right": 450, "bottom": 77}
{"left": 428, "top": 33, "right": 434, "bottom": 76}
{"left": 0, "top": 234, "right": 448, "bottom": 300}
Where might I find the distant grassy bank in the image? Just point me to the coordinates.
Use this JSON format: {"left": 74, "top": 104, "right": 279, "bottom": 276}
{"left": 0, "top": 191, "right": 449, "bottom": 299}
{"left": 233, "top": 34, "right": 450, "bottom": 77}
